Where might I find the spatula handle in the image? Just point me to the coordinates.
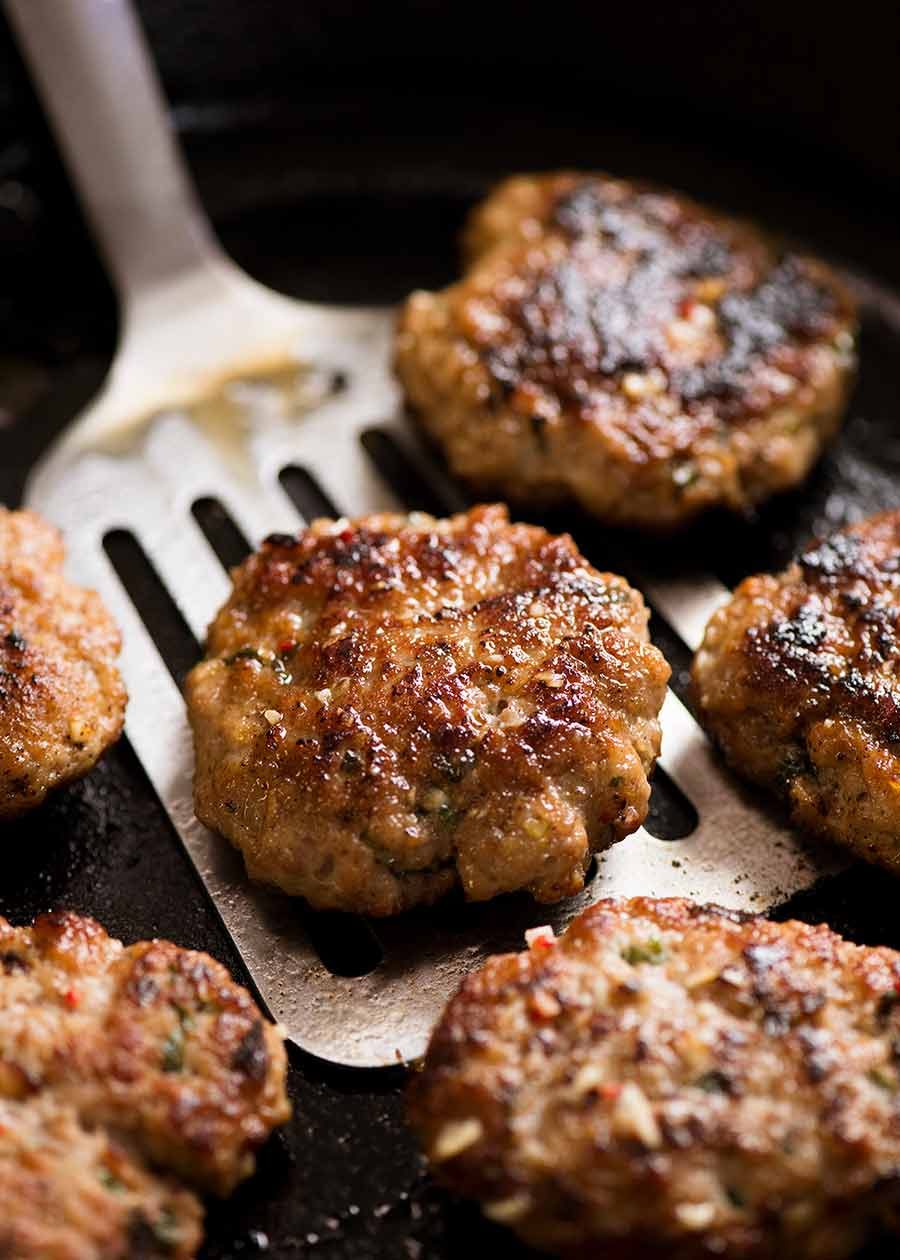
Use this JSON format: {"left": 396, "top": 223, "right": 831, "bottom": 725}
{"left": 4, "top": 0, "right": 223, "bottom": 307}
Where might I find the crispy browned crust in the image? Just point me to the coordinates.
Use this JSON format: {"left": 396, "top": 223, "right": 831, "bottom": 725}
{"left": 395, "top": 172, "right": 857, "bottom": 529}
{"left": 185, "top": 504, "right": 670, "bottom": 915}
{"left": 693, "top": 510, "right": 900, "bottom": 870}
{"left": 409, "top": 896, "right": 900, "bottom": 1259}
{"left": 0, "top": 911, "right": 291, "bottom": 1259}
{"left": 0, "top": 508, "right": 127, "bottom": 818}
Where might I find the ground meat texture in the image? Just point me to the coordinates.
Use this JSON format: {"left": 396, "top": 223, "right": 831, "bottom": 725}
{"left": 0, "top": 911, "right": 290, "bottom": 1260}
{"left": 409, "top": 897, "right": 900, "bottom": 1260}
{"left": 0, "top": 508, "right": 127, "bottom": 818}
{"left": 395, "top": 172, "right": 856, "bottom": 529}
{"left": 185, "top": 504, "right": 669, "bottom": 916}
{"left": 0, "top": 1096, "right": 203, "bottom": 1260}
{"left": 693, "top": 511, "right": 900, "bottom": 872}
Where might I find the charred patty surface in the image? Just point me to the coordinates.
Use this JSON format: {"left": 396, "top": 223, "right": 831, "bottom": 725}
{"left": 186, "top": 505, "right": 669, "bottom": 916}
{"left": 395, "top": 172, "right": 856, "bottom": 529}
{"left": 0, "top": 911, "right": 290, "bottom": 1259}
{"left": 410, "top": 897, "right": 900, "bottom": 1259}
{"left": 693, "top": 510, "right": 900, "bottom": 871}
{"left": 0, "top": 508, "right": 127, "bottom": 818}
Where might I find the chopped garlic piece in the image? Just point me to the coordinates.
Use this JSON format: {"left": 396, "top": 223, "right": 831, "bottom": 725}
{"left": 675, "top": 1201, "right": 717, "bottom": 1230}
{"left": 534, "top": 671, "right": 564, "bottom": 688}
{"left": 611, "top": 1082, "right": 662, "bottom": 1148}
{"left": 431, "top": 1117, "right": 484, "bottom": 1162}
{"left": 314, "top": 688, "right": 332, "bottom": 705}
{"left": 484, "top": 1194, "right": 532, "bottom": 1223}
{"left": 571, "top": 1062, "right": 606, "bottom": 1094}
{"left": 525, "top": 925, "right": 556, "bottom": 950}
{"left": 421, "top": 788, "right": 449, "bottom": 813}
{"left": 263, "top": 709, "right": 283, "bottom": 725}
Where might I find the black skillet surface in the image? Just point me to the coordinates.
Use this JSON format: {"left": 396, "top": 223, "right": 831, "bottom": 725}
{"left": 3, "top": 20, "right": 900, "bottom": 1259}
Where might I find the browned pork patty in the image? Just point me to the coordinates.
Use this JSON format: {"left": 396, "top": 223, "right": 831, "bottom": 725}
{"left": 395, "top": 172, "right": 856, "bottom": 529}
{"left": 185, "top": 504, "right": 669, "bottom": 916}
{"left": 0, "top": 508, "right": 127, "bottom": 818}
{"left": 409, "top": 896, "right": 900, "bottom": 1260}
{"left": 693, "top": 510, "right": 900, "bottom": 871}
{"left": 0, "top": 911, "right": 291, "bottom": 1260}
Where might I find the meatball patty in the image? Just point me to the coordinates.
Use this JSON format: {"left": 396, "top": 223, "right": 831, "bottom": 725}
{"left": 0, "top": 507, "right": 126, "bottom": 818}
{"left": 0, "top": 911, "right": 290, "bottom": 1259}
{"left": 186, "top": 504, "right": 669, "bottom": 916}
{"left": 693, "top": 510, "right": 900, "bottom": 871}
{"left": 410, "top": 897, "right": 900, "bottom": 1260}
{"left": 395, "top": 172, "right": 856, "bottom": 529}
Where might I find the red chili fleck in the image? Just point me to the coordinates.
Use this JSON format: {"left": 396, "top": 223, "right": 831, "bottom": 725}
{"left": 64, "top": 987, "right": 81, "bottom": 1009}
{"left": 678, "top": 297, "right": 695, "bottom": 318}
{"left": 338, "top": 529, "right": 355, "bottom": 543}
{"left": 600, "top": 1083, "right": 622, "bottom": 1101}
{"left": 893, "top": 976, "right": 900, "bottom": 993}
{"left": 278, "top": 639, "right": 296, "bottom": 655}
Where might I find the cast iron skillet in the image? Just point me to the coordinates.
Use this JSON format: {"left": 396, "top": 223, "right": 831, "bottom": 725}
{"left": 2, "top": 12, "right": 900, "bottom": 1257}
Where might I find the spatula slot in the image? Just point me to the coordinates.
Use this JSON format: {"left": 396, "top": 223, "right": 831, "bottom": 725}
{"left": 300, "top": 910, "right": 384, "bottom": 978}
{"left": 103, "top": 528, "right": 199, "bottom": 684}
{"left": 644, "top": 765, "right": 699, "bottom": 841}
{"left": 191, "top": 496, "right": 251, "bottom": 570}
{"left": 278, "top": 465, "right": 339, "bottom": 521}
{"left": 359, "top": 428, "right": 450, "bottom": 517}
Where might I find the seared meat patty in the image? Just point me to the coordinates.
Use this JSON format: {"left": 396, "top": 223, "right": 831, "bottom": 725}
{"left": 410, "top": 897, "right": 900, "bottom": 1260}
{"left": 0, "top": 1096, "right": 203, "bottom": 1260}
{"left": 0, "top": 508, "right": 126, "bottom": 818}
{"left": 0, "top": 911, "right": 290, "bottom": 1259}
{"left": 693, "top": 510, "right": 900, "bottom": 871}
{"left": 395, "top": 172, "right": 856, "bottom": 529}
{"left": 186, "top": 504, "right": 669, "bottom": 916}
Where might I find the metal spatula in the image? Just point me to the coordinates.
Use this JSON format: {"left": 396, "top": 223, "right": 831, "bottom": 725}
{"left": 4, "top": 0, "right": 836, "bottom": 1067}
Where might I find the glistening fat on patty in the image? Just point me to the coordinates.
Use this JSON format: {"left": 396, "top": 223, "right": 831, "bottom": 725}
{"left": 693, "top": 509, "right": 900, "bottom": 871}
{"left": 395, "top": 172, "right": 856, "bottom": 528}
{"left": 185, "top": 504, "right": 669, "bottom": 916}
{"left": 0, "top": 911, "right": 291, "bottom": 1260}
{"left": 0, "top": 507, "right": 127, "bottom": 818}
{"left": 410, "top": 896, "right": 900, "bottom": 1260}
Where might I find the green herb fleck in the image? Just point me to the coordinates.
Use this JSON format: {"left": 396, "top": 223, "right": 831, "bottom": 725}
{"left": 725, "top": 1185, "right": 746, "bottom": 1209}
{"left": 153, "top": 1207, "right": 181, "bottom": 1249}
{"left": 868, "top": 1066, "right": 897, "bottom": 1092}
{"left": 225, "top": 646, "right": 293, "bottom": 686}
{"left": 621, "top": 939, "right": 667, "bottom": 966}
{"left": 161, "top": 1023, "right": 185, "bottom": 1073}
{"left": 437, "top": 804, "right": 460, "bottom": 828}
{"left": 695, "top": 1070, "right": 731, "bottom": 1094}
{"left": 98, "top": 1167, "right": 126, "bottom": 1194}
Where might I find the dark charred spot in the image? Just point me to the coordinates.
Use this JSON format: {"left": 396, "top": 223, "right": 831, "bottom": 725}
{"left": 674, "top": 258, "right": 837, "bottom": 406}
{"left": 132, "top": 974, "right": 160, "bottom": 1006}
{"left": 492, "top": 179, "right": 844, "bottom": 423}
{"left": 231, "top": 1019, "right": 269, "bottom": 1081}
{"left": 877, "top": 991, "right": 900, "bottom": 1027}
{"left": 0, "top": 951, "right": 28, "bottom": 973}
{"left": 800, "top": 531, "right": 863, "bottom": 584}
{"left": 3, "top": 631, "right": 25, "bottom": 651}
{"left": 771, "top": 603, "right": 828, "bottom": 652}
{"left": 796, "top": 1027, "right": 835, "bottom": 1082}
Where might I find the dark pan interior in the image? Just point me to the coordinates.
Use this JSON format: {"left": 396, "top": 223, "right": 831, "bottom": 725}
{"left": 2, "top": 17, "right": 900, "bottom": 1256}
